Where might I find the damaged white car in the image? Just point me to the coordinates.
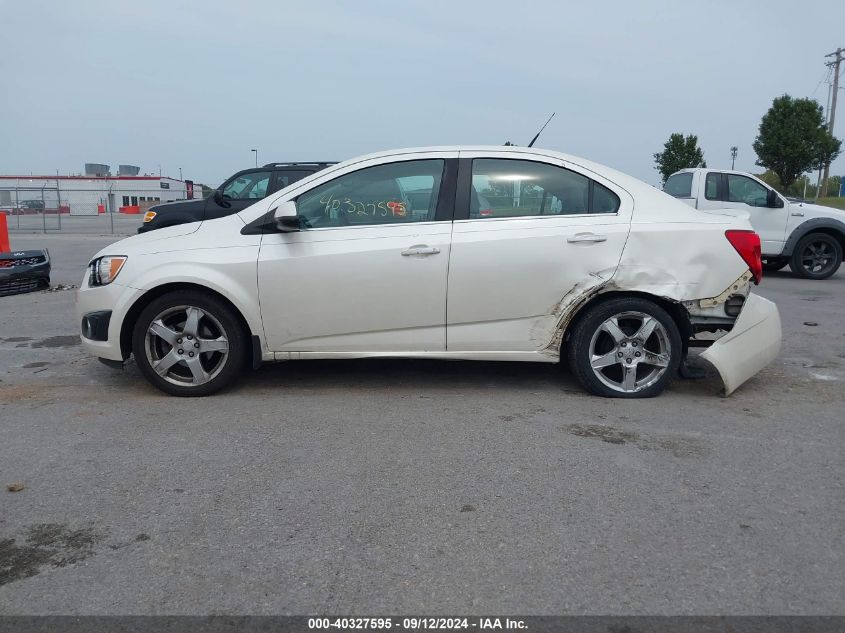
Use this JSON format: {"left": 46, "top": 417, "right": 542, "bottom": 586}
{"left": 76, "top": 146, "right": 781, "bottom": 398}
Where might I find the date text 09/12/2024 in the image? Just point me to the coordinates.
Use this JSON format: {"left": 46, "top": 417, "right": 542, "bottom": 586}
{"left": 307, "top": 618, "right": 527, "bottom": 630}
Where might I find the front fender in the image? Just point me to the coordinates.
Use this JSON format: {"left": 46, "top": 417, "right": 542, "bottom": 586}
{"left": 124, "top": 249, "right": 263, "bottom": 346}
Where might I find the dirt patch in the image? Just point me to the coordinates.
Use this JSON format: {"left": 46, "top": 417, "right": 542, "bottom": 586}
{"left": 0, "top": 523, "right": 102, "bottom": 586}
{"left": 0, "top": 384, "right": 42, "bottom": 403}
{"left": 566, "top": 423, "right": 639, "bottom": 445}
{"left": 31, "top": 335, "right": 80, "bottom": 349}
{"left": 2, "top": 337, "right": 34, "bottom": 343}
{"left": 22, "top": 362, "right": 49, "bottom": 369}
{"left": 563, "top": 423, "right": 710, "bottom": 457}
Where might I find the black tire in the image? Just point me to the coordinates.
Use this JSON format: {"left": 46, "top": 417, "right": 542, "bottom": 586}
{"left": 762, "top": 257, "right": 787, "bottom": 272}
{"left": 132, "top": 290, "right": 247, "bottom": 396}
{"left": 566, "top": 297, "right": 682, "bottom": 398}
{"left": 789, "top": 232, "right": 843, "bottom": 280}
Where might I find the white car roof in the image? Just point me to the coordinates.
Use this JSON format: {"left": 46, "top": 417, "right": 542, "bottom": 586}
{"left": 337, "top": 145, "right": 657, "bottom": 197}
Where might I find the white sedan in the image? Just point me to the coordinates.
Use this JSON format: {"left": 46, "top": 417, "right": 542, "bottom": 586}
{"left": 76, "top": 146, "right": 781, "bottom": 398}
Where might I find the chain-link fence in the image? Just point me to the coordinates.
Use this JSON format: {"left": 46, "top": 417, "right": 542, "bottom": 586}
{"left": 1, "top": 184, "right": 189, "bottom": 235}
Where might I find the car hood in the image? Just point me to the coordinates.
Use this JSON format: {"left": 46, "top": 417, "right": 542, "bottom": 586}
{"left": 91, "top": 221, "right": 202, "bottom": 260}
{"left": 789, "top": 201, "right": 845, "bottom": 220}
{"left": 149, "top": 198, "right": 206, "bottom": 214}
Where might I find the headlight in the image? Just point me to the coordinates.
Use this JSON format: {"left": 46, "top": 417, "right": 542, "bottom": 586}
{"left": 143, "top": 211, "right": 157, "bottom": 223}
{"left": 88, "top": 255, "right": 127, "bottom": 286}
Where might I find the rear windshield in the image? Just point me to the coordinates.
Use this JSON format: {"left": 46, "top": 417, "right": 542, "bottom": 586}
{"left": 664, "top": 172, "right": 693, "bottom": 198}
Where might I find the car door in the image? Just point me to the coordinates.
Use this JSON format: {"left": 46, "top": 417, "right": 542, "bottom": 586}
{"left": 723, "top": 173, "right": 788, "bottom": 253}
{"left": 257, "top": 152, "right": 457, "bottom": 353}
{"left": 446, "top": 151, "right": 632, "bottom": 352}
{"left": 205, "top": 169, "right": 273, "bottom": 221}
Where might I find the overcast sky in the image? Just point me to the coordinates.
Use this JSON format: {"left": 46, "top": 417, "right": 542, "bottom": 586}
{"left": 1, "top": 0, "right": 843, "bottom": 188}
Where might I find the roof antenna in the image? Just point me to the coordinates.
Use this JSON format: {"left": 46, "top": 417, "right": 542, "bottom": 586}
{"left": 527, "top": 112, "right": 555, "bottom": 148}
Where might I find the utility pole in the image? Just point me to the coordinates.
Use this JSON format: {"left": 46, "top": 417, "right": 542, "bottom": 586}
{"left": 820, "top": 47, "right": 844, "bottom": 198}
{"left": 730, "top": 146, "right": 738, "bottom": 170}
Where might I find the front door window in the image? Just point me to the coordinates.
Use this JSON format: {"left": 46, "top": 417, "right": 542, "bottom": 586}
{"left": 295, "top": 160, "right": 444, "bottom": 228}
{"left": 727, "top": 174, "right": 768, "bottom": 207}
{"left": 222, "top": 171, "right": 272, "bottom": 200}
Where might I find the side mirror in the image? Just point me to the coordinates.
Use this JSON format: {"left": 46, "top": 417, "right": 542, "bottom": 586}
{"left": 766, "top": 189, "right": 784, "bottom": 208}
{"left": 213, "top": 188, "right": 230, "bottom": 207}
{"left": 273, "top": 201, "right": 300, "bottom": 232}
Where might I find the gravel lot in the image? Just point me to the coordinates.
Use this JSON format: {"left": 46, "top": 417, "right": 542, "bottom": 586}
{"left": 1, "top": 230, "right": 843, "bottom": 614}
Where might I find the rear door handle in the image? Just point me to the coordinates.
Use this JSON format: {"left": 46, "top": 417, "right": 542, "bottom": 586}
{"left": 567, "top": 233, "right": 607, "bottom": 243}
{"left": 401, "top": 245, "right": 440, "bottom": 256}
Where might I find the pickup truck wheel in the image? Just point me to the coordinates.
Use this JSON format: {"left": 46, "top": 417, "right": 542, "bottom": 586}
{"left": 762, "top": 257, "right": 787, "bottom": 272}
{"left": 790, "top": 233, "right": 843, "bottom": 280}
{"left": 132, "top": 291, "right": 247, "bottom": 396}
{"left": 566, "top": 298, "right": 682, "bottom": 398}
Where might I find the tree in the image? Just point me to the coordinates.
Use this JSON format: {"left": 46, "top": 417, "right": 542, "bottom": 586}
{"left": 753, "top": 95, "right": 842, "bottom": 190}
{"left": 653, "top": 133, "right": 706, "bottom": 184}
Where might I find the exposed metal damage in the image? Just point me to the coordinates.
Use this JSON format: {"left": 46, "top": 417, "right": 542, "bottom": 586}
{"left": 541, "top": 260, "right": 776, "bottom": 396}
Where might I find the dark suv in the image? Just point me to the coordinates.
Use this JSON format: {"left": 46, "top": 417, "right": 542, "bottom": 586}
{"left": 138, "top": 162, "right": 335, "bottom": 233}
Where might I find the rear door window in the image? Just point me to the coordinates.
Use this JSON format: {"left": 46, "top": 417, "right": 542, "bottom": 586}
{"left": 469, "top": 159, "right": 619, "bottom": 218}
{"left": 272, "top": 170, "right": 313, "bottom": 193}
{"left": 663, "top": 172, "right": 693, "bottom": 197}
{"left": 705, "top": 173, "right": 721, "bottom": 200}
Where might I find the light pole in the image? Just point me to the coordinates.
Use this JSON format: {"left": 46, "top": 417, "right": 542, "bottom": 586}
{"left": 730, "top": 146, "right": 738, "bottom": 170}
{"left": 179, "top": 167, "right": 183, "bottom": 180}
{"left": 251, "top": 149, "right": 258, "bottom": 167}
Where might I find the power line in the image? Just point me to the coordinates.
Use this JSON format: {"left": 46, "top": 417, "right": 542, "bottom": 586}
{"left": 812, "top": 65, "right": 832, "bottom": 97}
{"left": 818, "top": 47, "right": 844, "bottom": 199}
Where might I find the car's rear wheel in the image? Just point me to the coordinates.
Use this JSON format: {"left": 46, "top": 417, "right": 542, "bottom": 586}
{"left": 566, "top": 297, "right": 682, "bottom": 398}
{"left": 789, "top": 233, "right": 843, "bottom": 280}
{"left": 762, "top": 257, "right": 787, "bottom": 272}
{"left": 132, "top": 291, "right": 247, "bottom": 396}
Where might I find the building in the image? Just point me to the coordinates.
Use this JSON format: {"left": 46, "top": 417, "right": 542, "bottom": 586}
{"left": 0, "top": 164, "right": 198, "bottom": 216}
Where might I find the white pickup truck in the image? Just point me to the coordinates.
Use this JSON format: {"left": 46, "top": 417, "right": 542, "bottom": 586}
{"left": 664, "top": 168, "right": 845, "bottom": 279}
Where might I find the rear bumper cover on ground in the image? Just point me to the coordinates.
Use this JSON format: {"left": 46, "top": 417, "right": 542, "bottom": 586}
{"left": 700, "top": 292, "right": 781, "bottom": 395}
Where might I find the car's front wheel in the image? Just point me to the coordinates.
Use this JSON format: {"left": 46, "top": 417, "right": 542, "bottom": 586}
{"left": 566, "top": 297, "right": 682, "bottom": 398}
{"left": 789, "top": 232, "right": 843, "bottom": 280}
{"left": 132, "top": 290, "right": 247, "bottom": 396}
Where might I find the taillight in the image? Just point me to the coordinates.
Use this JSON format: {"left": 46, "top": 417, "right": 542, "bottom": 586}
{"left": 725, "top": 229, "right": 762, "bottom": 284}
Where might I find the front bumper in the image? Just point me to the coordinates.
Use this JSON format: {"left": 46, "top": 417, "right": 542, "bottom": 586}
{"left": 76, "top": 272, "right": 145, "bottom": 361}
{"left": 0, "top": 250, "right": 51, "bottom": 296}
{"left": 700, "top": 292, "right": 781, "bottom": 395}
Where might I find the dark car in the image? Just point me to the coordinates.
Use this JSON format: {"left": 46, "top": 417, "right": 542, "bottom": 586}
{"left": 138, "top": 162, "right": 336, "bottom": 233}
{"left": 0, "top": 249, "right": 51, "bottom": 296}
{"left": 19, "top": 200, "right": 45, "bottom": 211}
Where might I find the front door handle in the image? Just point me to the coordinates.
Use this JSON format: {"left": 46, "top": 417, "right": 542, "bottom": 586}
{"left": 401, "top": 245, "right": 440, "bottom": 256}
{"left": 567, "top": 233, "right": 607, "bottom": 243}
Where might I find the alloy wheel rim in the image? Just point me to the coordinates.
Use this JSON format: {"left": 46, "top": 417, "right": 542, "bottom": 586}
{"left": 144, "top": 305, "right": 229, "bottom": 387}
{"left": 588, "top": 311, "right": 671, "bottom": 393}
{"left": 801, "top": 240, "right": 835, "bottom": 275}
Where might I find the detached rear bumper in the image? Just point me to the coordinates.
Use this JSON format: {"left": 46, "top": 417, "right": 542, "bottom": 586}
{"left": 700, "top": 292, "right": 781, "bottom": 395}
